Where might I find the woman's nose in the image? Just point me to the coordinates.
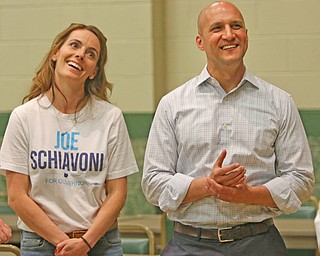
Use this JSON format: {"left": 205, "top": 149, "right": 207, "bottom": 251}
{"left": 76, "top": 49, "right": 85, "bottom": 60}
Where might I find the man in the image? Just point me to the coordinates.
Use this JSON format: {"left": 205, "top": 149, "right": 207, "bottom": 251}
{"left": 142, "top": 1, "right": 314, "bottom": 255}
{"left": 0, "top": 218, "right": 12, "bottom": 243}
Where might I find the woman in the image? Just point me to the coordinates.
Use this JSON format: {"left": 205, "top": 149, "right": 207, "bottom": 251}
{"left": 0, "top": 23, "right": 138, "bottom": 256}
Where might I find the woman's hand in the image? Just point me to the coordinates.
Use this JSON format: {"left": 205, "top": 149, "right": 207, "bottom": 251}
{"left": 55, "top": 238, "right": 89, "bottom": 256}
{"left": 0, "top": 218, "right": 12, "bottom": 243}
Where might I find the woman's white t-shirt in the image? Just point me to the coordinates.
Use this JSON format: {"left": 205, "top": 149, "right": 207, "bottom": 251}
{"left": 0, "top": 95, "right": 138, "bottom": 232}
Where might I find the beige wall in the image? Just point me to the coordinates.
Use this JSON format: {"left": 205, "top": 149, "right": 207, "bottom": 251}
{"left": 159, "top": 0, "right": 320, "bottom": 109}
{"left": 1, "top": 0, "right": 319, "bottom": 112}
{"left": 0, "top": 0, "right": 154, "bottom": 112}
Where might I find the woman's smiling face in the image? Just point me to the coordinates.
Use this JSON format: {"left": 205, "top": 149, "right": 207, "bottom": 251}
{"left": 52, "top": 29, "right": 101, "bottom": 86}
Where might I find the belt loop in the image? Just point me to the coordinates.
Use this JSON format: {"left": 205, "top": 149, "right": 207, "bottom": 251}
{"left": 197, "top": 228, "right": 201, "bottom": 241}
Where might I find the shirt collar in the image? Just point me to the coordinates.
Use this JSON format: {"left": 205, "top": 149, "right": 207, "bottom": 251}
{"left": 196, "top": 65, "right": 260, "bottom": 90}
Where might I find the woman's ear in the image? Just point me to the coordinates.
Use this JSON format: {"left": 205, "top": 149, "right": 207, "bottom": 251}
{"left": 51, "top": 54, "right": 57, "bottom": 62}
{"left": 89, "top": 67, "right": 98, "bottom": 80}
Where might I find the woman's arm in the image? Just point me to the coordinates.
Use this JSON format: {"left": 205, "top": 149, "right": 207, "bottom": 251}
{"left": 55, "top": 177, "right": 127, "bottom": 256}
{"left": 85, "top": 177, "right": 127, "bottom": 245}
{"left": 6, "top": 171, "right": 69, "bottom": 245}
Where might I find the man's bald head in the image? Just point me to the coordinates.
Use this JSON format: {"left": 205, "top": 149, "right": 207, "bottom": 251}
{"left": 197, "top": 1, "right": 246, "bottom": 35}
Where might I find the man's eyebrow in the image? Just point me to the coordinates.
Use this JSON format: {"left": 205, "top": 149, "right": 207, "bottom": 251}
{"left": 232, "top": 20, "right": 245, "bottom": 24}
{"left": 209, "top": 20, "right": 245, "bottom": 28}
{"left": 209, "top": 21, "right": 223, "bottom": 28}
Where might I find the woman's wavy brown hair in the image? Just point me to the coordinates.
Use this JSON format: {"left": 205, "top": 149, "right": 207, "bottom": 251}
{"left": 23, "top": 23, "right": 112, "bottom": 106}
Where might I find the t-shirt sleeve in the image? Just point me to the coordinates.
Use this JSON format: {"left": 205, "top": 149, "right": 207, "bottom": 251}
{"left": 105, "top": 112, "right": 138, "bottom": 180}
{"left": 0, "top": 110, "right": 29, "bottom": 176}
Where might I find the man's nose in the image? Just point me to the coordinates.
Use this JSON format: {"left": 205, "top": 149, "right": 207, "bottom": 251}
{"left": 223, "top": 25, "right": 235, "bottom": 40}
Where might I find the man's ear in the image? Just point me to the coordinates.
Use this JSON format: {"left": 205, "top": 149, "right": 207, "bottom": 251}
{"left": 196, "top": 35, "right": 205, "bottom": 51}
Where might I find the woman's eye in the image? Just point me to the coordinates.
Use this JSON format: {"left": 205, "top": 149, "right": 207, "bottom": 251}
{"left": 86, "top": 51, "right": 96, "bottom": 58}
{"left": 70, "top": 42, "right": 78, "bottom": 48}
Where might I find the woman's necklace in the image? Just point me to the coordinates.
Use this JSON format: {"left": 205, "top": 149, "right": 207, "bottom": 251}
{"left": 52, "top": 106, "right": 78, "bottom": 136}
{"left": 47, "top": 87, "right": 89, "bottom": 135}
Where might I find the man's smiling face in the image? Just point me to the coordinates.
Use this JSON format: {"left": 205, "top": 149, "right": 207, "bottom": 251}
{"left": 196, "top": 1, "right": 248, "bottom": 67}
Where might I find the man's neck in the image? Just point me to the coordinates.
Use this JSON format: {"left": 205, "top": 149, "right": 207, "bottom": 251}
{"left": 207, "top": 64, "right": 246, "bottom": 93}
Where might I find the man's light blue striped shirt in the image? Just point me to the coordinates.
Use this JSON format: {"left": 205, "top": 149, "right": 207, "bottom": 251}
{"left": 142, "top": 66, "right": 314, "bottom": 228}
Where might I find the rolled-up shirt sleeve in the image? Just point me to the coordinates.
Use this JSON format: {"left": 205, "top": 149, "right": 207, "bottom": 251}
{"left": 142, "top": 98, "right": 194, "bottom": 212}
{"left": 264, "top": 96, "right": 314, "bottom": 214}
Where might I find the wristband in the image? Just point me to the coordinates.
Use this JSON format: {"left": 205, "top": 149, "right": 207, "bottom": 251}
{"left": 81, "top": 236, "right": 92, "bottom": 250}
